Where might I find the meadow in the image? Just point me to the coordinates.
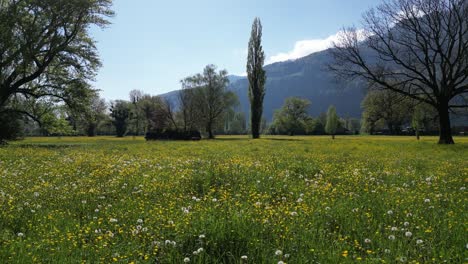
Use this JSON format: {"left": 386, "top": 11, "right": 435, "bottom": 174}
{"left": 0, "top": 136, "right": 466, "bottom": 263}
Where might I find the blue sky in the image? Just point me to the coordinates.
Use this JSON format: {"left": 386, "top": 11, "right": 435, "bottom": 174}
{"left": 92, "top": 0, "right": 379, "bottom": 101}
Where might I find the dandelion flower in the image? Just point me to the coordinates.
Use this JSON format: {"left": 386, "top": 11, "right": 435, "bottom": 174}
{"left": 275, "top": 249, "right": 283, "bottom": 256}
{"left": 183, "top": 257, "right": 190, "bottom": 263}
{"left": 405, "top": 231, "right": 412, "bottom": 237}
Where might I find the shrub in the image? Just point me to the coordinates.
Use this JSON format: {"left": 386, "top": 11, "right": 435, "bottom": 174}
{"left": 145, "top": 129, "right": 201, "bottom": 141}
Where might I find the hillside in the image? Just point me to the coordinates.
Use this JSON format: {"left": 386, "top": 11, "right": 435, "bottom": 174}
{"left": 161, "top": 48, "right": 366, "bottom": 122}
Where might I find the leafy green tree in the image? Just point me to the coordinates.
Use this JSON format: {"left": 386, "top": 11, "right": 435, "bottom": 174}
{"left": 0, "top": 111, "right": 23, "bottom": 143}
{"left": 110, "top": 100, "right": 131, "bottom": 137}
{"left": 129, "top": 90, "right": 143, "bottom": 137}
{"left": 0, "top": 0, "right": 113, "bottom": 141}
{"left": 272, "top": 97, "right": 311, "bottom": 135}
{"left": 183, "top": 65, "right": 238, "bottom": 139}
{"left": 344, "top": 118, "right": 361, "bottom": 134}
{"left": 325, "top": 105, "right": 339, "bottom": 139}
{"left": 178, "top": 81, "right": 198, "bottom": 132}
{"left": 412, "top": 103, "right": 438, "bottom": 140}
{"left": 229, "top": 112, "right": 247, "bottom": 135}
{"left": 361, "top": 90, "right": 412, "bottom": 134}
{"left": 82, "top": 96, "right": 107, "bottom": 137}
{"left": 247, "top": 18, "right": 266, "bottom": 139}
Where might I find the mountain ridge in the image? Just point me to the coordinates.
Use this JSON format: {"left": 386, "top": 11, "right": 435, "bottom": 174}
{"left": 160, "top": 48, "right": 366, "bottom": 122}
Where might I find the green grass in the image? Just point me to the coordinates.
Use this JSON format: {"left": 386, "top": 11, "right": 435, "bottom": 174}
{"left": 0, "top": 136, "right": 466, "bottom": 263}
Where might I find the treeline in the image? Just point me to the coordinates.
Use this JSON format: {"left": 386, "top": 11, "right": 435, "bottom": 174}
{"left": 267, "top": 97, "right": 359, "bottom": 136}
{"left": 16, "top": 65, "right": 243, "bottom": 139}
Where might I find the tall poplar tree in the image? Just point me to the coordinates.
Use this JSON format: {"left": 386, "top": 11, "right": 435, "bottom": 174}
{"left": 325, "top": 105, "right": 339, "bottom": 140}
{"left": 247, "top": 18, "right": 266, "bottom": 139}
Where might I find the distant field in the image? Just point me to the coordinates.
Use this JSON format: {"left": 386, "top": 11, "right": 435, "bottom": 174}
{"left": 0, "top": 136, "right": 466, "bottom": 263}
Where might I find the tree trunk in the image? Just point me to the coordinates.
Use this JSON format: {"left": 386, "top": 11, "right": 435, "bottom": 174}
{"left": 207, "top": 123, "right": 214, "bottom": 139}
{"left": 332, "top": 134, "right": 335, "bottom": 140}
{"left": 251, "top": 102, "right": 262, "bottom": 139}
{"left": 437, "top": 104, "right": 454, "bottom": 144}
{"left": 416, "top": 130, "right": 420, "bottom": 141}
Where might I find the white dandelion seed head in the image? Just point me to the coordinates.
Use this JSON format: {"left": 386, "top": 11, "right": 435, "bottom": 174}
{"left": 275, "top": 249, "right": 283, "bottom": 256}
{"left": 364, "top": 238, "right": 371, "bottom": 243}
{"left": 183, "top": 257, "right": 190, "bottom": 263}
{"left": 405, "top": 231, "right": 412, "bottom": 237}
{"left": 388, "top": 235, "right": 395, "bottom": 240}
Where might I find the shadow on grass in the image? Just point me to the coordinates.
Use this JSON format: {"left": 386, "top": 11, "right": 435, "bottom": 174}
{"left": 214, "top": 137, "right": 303, "bottom": 142}
{"left": 6, "top": 143, "right": 87, "bottom": 149}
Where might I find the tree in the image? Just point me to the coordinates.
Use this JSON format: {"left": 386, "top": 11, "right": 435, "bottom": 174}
{"left": 0, "top": 111, "right": 23, "bottom": 143}
{"left": 344, "top": 118, "right": 361, "bottom": 134}
{"left": 183, "top": 65, "right": 237, "bottom": 139}
{"left": 330, "top": 0, "right": 467, "bottom": 144}
{"left": 129, "top": 90, "right": 143, "bottom": 137}
{"left": 178, "top": 81, "right": 198, "bottom": 132}
{"left": 272, "top": 97, "right": 311, "bottom": 135}
{"left": 325, "top": 105, "right": 339, "bottom": 139}
{"left": 229, "top": 112, "right": 247, "bottom": 135}
{"left": 361, "top": 90, "right": 413, "bottom": 134}
{"left": 247, "top": 17, "right": 267, "bottom": 139}
{"left": 0, "top": 0, "right": 113, "bottom": 141}
{"left": 82, "top": 95, "right": 107, "bottom": 137}
{"left": 110, "top": 100, "right": 130, "bottom": 137}
{"left": 412, "top": 102, "right": 439, "bottom": 140}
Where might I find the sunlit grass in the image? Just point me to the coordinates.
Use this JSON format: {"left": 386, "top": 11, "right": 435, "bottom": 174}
{"left": 0, "top": 136, "right": 466, "bottom": 263}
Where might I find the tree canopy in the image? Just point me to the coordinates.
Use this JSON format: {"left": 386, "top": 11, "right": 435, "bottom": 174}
{"left": 0, "top": 0, "right": 113, "bottom": 140}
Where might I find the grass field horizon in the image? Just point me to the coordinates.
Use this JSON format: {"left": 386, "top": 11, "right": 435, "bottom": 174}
{"left": 0, "top": 136, "right": 466, "bottom": 263}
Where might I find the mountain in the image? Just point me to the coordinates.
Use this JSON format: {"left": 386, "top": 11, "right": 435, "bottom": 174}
{"left": 161, "top": 48, "right": 366, "bottom": 122}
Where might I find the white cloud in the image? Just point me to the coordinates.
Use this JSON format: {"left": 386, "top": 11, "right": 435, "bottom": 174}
{"left": 267, "top": 29, "right": 368, "bottom": 64}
